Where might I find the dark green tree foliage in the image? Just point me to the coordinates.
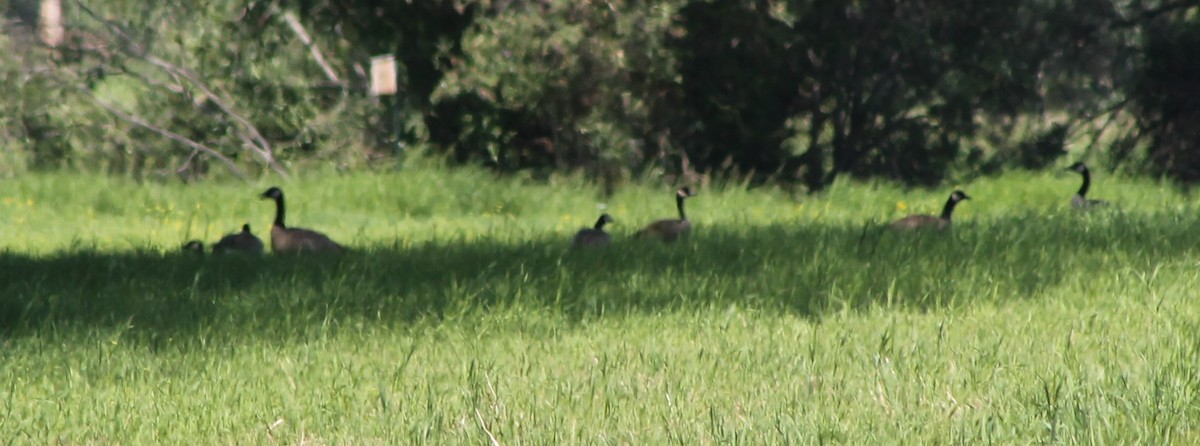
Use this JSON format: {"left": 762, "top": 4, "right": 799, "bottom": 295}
{"left": 428, "top": 0, "right": 680, "bottom": 187}
{"left": 1014, "top": 124, "right": 1069, "bottom": 171}
{"left": 668, "top": 0, "right": 1090, "bottom": 189}
{"left": 289, "top": 0, "right": 476, "bottom": 113}
{"left": 4, "top": 0, "right": 1199, "bottom": 186}
{"left": 1131, "top": 16, "right": 1200, "bottom": 183}
{"left": 669, "top": 0, "right": 797, "bottom": 181}
{"left": 256, "top": 1, "right": 479, "bottom": 159}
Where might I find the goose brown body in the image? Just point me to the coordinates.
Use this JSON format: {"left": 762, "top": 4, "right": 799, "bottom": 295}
{"left": 572, "top": 214, "right": 615, "bottom": 247}
{"left": 212, "top": 223, "right": 265, "bottom": 255}
{"left": 638, "top": 187, "right": 695, "bottom": 242}
{"left": 888, "top": 190, "right": 970, "bottom": 231}
{"left": 260, "top": 187, "right": 344, "bottom": 254}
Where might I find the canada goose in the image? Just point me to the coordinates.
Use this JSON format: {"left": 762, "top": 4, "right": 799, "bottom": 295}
{"left": 638, "top": 187, "right": 696, "bottom": 242}
{"left": 888, "top": 190, "right": 970, "bottom": 231}
{"left": 212, "top": 223, "right": 265, "bottom": 255}
{"left": 572, "top": 213, "right": 615, "bottom": 247}
{"left": 1066, "top": 162, "right": 1109, "bottom": 209}
{"left": 260, "top": 187, "right": 344, "bottom": 254}
{"left": 181, "top": 240, "right": 205, "bottom": 255}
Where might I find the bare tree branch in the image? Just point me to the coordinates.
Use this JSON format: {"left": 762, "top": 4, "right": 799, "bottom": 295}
{"left": 1110, "top": 0, "right": 1200, "bottom": 29}
{"left": 138, "top": 55, "right": 289, "bottom": 177}
{"left": 73, "top": 86, "right": 250, "bottom": 182}
{"left": 279, "top": 10, "right": 343, "bottom": 84}
{"left": 175, "top": 148, "right": 202, "bottom": 176}
{"left": 72, "top": 0, "right": 289, "bottom": 178}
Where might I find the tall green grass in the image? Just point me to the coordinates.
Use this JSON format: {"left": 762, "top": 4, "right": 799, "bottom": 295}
{"left": 2, "top": 165, "right": 1199, "bottom": 443}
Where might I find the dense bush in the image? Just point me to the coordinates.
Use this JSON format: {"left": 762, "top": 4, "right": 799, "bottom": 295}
{"left": 2, "top": 0, "right": 1198, "bottom": 187}
{"left": 1129, "top": 17, "right": 1200, "bottom": 184}
{"left": 3, "top": 1, "right": 380, "bottom": 180}
{"left": 428, "top": 0, "right": 684, "bottom": 192}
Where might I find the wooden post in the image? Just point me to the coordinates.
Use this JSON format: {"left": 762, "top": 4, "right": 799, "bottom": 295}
{"left": 40, "top": 0, "right": 64, "bottom": 48}
{"left": 370, "top": 55, "right": 402, "bottom": 159}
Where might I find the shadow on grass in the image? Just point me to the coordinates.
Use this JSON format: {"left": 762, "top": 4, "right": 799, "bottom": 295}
{"left": 0, "top": 211, "right": 1194, "bottom": 339}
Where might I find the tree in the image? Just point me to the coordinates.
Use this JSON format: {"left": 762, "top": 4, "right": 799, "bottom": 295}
{"left": 1129, "top": 14, "right": 1200, "bottom": 183}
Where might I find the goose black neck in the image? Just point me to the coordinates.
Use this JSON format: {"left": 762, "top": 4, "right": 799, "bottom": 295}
{"left": 272, "top": 195, "right": 287, "bottom": 228}
{"left": 593, "top": 216, "right": 608, "bottom": 230}
{"left": 1076, "top": 169, "right": 1091, "bottom": 197}
{"left": 676, "top": 194, "right": 687, "bottom": 221}
{"left": 940, "top": 196, "right": 959, "bottom": 220}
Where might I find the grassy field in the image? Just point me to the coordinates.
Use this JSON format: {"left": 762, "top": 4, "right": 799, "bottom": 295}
{"left": 2, "top": 163, "right": 1200, "bottom": 444}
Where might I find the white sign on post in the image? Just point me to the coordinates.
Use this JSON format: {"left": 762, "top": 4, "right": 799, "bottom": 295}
{"left": 370, "top": 55, "right": 397, "bottom": 96}
{"left": 40, "top": 0, "right": 64, "bottom": 47}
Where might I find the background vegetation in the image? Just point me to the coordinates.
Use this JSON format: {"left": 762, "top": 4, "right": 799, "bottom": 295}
{"left": 1, "top": 0, "right": 1198, "bottom": 190}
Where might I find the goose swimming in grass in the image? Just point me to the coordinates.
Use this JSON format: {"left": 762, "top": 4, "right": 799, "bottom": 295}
{"left": 1066, "top": 162, "right": 1109, "bottom": 209}
{"left": 260, "top": 187, "right": 344, "bottom": 254}
{"left": 572, "top": 213, "right": 614, "bottom": 247}
{"left": 638, "top": 187, "right": 696, "bottom": 242}
{"left": 888, "top": 190, "right": 970, "bottom": 231}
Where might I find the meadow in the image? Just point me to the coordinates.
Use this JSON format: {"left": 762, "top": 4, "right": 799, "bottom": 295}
{"left": 2, "top": 163, "right": 1200, "bottom": 444}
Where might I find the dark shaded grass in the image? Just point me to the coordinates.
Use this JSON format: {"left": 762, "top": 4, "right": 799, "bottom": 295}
{"left": 1, "top": 210, "right": 1194, "bottom": 341}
